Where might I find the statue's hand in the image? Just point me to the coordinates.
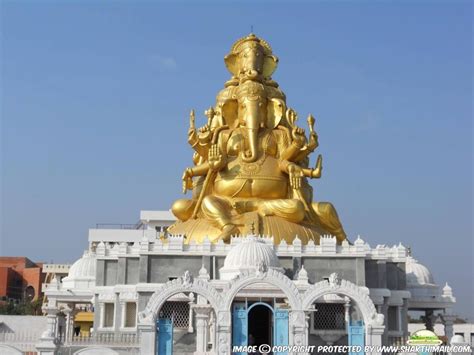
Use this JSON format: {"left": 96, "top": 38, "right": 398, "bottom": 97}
{"left": 307, "top": 131, "right": 319, "bottom": 151}
{"left": 199, "top": 124, "right": 210, "bottom": 134}
{"left": 288, "top": 163, "right": 304, "bottom": 190}
{"left": 311, "top": 154, "right": 323, "bottom": 178}
{"left": 291, "top": 126, "right": 306, "bottom": 147}
{"left": 208, "top": 144, "right": 224, "bottom": 171}
{"left": 182, "top": 168, "right": 193, "bottom": 194}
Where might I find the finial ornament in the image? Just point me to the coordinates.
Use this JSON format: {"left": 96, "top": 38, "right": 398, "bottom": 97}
{"left": 189, "top": 109, "right": 195, "bottom": 130}
{"left": 167, "top": 35, "right": 348, "bottom": 246}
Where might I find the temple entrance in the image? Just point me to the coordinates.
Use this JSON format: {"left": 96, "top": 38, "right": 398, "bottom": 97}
{"left": 248, "top": 304, "right": 273, "bottom": 347}
{"left": 232, "top": 300, "right": 289, "bottom": 355}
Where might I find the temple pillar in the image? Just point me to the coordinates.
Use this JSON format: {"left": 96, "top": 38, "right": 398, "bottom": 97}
{"left": 366, "top": 325, "right": 385, "bottom": 355}
{"left": 344, "top": 297, "right": 351, "bottom": 325}
{"left": 188, "top": 292, "right": 195, "bottom": 333}
{"left": 63, "top": 304, "right": 75, "bottom": 343}
{"left": 192, "top": 304, "right": 212, "bottom": 354}
{"left": 423, "top": 309, "right": 436, "bottom": 331}
{"left": 216, "top": 310, "right": 231, "bottom": 355}
{"left": 209, "top": 311, "right": 216, "bottom": 351}
{"left": 36, "top": 301, "right": 59, "bottom": 355}
{"left": 138, "top": 322, "right": 156, "bottom": 355}
{"left": 290, "top": 310, "right": 307, "bottom": 355}
{"left": 442, "top": 313, "right": 456, "bottom": 343}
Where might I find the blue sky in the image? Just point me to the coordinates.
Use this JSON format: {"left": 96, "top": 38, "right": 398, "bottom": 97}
{"left": 1, "top": 1, "right": 472, "bottom": 319}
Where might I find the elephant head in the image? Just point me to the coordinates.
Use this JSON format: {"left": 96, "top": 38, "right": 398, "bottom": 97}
{"left": 224, "top": 34, "right": 279, "bottom": 83}
{"left": 220, "top": 81, "right": 286, "bottom": 162}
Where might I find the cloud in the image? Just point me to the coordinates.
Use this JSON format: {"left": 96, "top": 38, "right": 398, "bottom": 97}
{"left": 150, "top": 54, "right": 177, "bottom": 71}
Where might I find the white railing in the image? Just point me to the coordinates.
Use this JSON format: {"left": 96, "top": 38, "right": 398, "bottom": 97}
{"left": 0, "top": 331, "right": 140, "bottom": 353}
{"left": 0, "top": 331, "right": 38, "bottom": 352}
{"left": 67, "top": 333, "right": 139, "bottom": 347}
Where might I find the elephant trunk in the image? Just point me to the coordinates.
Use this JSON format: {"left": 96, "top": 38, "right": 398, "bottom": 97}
{"left": 241, "top": 102, "right": 260, "bottom": 163}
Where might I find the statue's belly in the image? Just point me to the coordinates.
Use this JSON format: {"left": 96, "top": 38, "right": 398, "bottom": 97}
{"left": 214, "top": 157, "right": 288, "bottom": 199}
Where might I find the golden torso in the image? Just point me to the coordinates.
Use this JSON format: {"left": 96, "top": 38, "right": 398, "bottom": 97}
{"left": 214, "top": 128, "right": 289, "bottom": 199}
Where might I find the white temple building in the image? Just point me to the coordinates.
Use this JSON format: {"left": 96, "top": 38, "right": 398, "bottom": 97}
{"left": 29, "top": 210, "right": 461, "bottom": 355}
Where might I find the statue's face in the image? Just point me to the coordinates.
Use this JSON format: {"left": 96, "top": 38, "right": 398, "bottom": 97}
{"left": 238, "top": 42, "right": 265, "bottom": 79}
{"left": 238, "top": 95, "right": 267, "bottom": 128}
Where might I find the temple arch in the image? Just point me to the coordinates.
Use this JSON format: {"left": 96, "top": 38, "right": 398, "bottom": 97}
{"left": 138, "top": 273, "right": 223, "bottom": 324}
{"left": 301, "top": 275, "right": 385, "bottom": 353}
{"left": 222, "top": 268, "right": 302, "bottom": 311}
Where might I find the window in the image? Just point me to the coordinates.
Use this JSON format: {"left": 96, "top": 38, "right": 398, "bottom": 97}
{"left": 124, "top": 302, "right": 137, "bottom": 328}
{"left": 159, "top": 301, "right": 190, "bottom": 329}
{"left": 312, "top": 303, "right": 345, "bottom": 330}
{"left": 103, "top": 303, "right": 114, "bottom": 328}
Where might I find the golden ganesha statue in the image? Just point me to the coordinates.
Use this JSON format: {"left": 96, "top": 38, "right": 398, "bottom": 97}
{"left": 167, "top": 34, "right": 347, "bottom": 245}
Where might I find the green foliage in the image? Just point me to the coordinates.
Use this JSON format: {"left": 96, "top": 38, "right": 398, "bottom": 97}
{"left": 0, "top": 297, "right": 43, "bottom": 315}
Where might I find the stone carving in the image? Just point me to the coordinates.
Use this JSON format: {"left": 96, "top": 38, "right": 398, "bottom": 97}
{"left": 182, "top": 270, "right": 193, "bottom": 288}
{"left": 328, "top": 272, "right": 340, "bottom": 287}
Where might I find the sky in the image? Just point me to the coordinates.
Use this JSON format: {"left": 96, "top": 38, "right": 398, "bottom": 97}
{"left": 1, "top": 1, "right": 472, "bottom": 320}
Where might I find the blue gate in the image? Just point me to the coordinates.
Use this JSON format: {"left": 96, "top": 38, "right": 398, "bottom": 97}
{"left": 232, "top": 303, "right": 248, "bottom": 355}
{"left": 274, "top": 309, "right": 289, "bottom": 355}
{"left": 157, "top": 318, "right": 173, "bottom": 355}
{"left": 348, "top": 320, "right": 364, "bottom": 355}
{"left": 232, "top": 302, "right": 289, "bottom": 354}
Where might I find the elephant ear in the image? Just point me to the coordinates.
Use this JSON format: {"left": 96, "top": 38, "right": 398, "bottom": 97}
{"left": 224, "top": 53, "right": 239, "bottom": 76}
{"left": 262, "top": 55, "right": 279, "bottom": 79}
{"left": 221, "top": 99, "right": 238, "bottom": 129}
{"left": 266, "top": 98, "right": 286, "bottom": 129}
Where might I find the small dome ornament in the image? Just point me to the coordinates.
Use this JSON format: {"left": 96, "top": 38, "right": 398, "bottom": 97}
{"left": 295, "top": 265, "right": 309, "bottom": 286}
{"left": 219, "top": 235, "right": 283, "bottom": 280}
{"left": 61, "top": 250, "right": 96, "bottom": 290}
{"left": 406, "top": 256, "right": 435, "bottom": 286}
{"left": 442, "top": 283, "right": 454, "bottom": 298}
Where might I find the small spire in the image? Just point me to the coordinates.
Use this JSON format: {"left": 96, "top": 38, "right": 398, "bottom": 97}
{"left": 250, "top": 221, "right": 255, "bottom": 235}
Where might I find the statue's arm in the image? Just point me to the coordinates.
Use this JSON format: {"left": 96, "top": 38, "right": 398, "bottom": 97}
{"left": 186, "top": 162, "right": 210, "bottom": 177}
{"left": 276, "top": 126, "right": 305, "bottom": 162}
{"left": 292, "top": 114, "right": 319, "bottom": 161}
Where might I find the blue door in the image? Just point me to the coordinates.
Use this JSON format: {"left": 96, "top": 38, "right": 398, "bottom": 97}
{"left": 274, "top": 309, "right": 289, "bottom": 355}
{"left": 348, "top": 320, "right": 364, "bottom": 355}
{"left": 157, "top": 318, "right": 173, "bottom": 355}
{"left": 232, "top": 303, "right": 248, "bottom": 354}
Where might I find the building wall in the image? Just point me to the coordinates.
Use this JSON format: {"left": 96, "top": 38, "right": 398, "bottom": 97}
{"left": 0, "top": 257, "right": 44, "bottom": 300}
{"left": 365, "top": 260, "right": 406, "bottom": 290}
{"left": 302, "top": 257, "right": 363, "bottom": 285}
{"left": 0, "top": 267, "right": 12, "bottom": 298}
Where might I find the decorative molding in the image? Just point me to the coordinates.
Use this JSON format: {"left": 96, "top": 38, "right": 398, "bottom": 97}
{"left": 302, "top": 278, "right": 384, "bottom": 327}
{"left": 222, "top": 268, "right": 302, "bottom": 311}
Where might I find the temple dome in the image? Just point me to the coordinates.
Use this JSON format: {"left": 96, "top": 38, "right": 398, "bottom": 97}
{"left": 62, "top": 250, "right": 96, "bottom": 290}
{"left": 406, "top": 256, "right": 435, "bottom": 286}
{"left": 220, "top": 236, "right": 282, "bottom": 280}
